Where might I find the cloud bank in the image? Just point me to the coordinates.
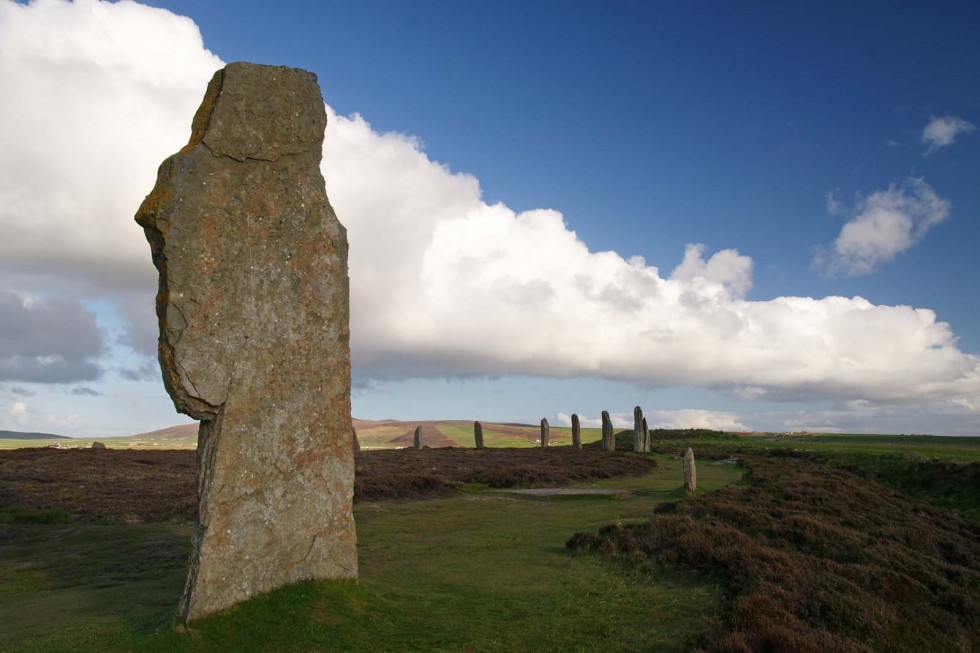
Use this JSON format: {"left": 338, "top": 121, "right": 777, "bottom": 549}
{"left": 0, "top": 291, "right": 103, "bottom": 382}
{"left": 816, "top": 178, "right": 950, "bottom": 276}
{"left": 326, "top": 114, "right": 978, "bottom": 403}
{"left": 1, "top": 0, "right": 978, "bottom": 420}
{"left": 922, "top": 115, "right": 975, "bottom": 154}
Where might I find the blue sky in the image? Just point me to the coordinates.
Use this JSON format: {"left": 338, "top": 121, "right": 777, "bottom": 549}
{"left": 1, "top": 0, "right": 979, "bottom": 436}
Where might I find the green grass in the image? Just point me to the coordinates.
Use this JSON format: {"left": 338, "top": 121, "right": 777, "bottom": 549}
{"left": 0, "top": 454, "right": 742, "bottom": 652}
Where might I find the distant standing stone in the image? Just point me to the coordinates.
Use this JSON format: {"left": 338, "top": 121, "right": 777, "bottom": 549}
{"left": 601, "top": 410, "right": 614, "bottom": 452}
{"left": 540, "top": 418, "right": 550, "bottom": 447}
{"left": 633, "top": 406, "right": 644, "bottom": 452}
{"left": 135, "top": 62, "right": 357, "bottom": 621}
{"left": 571, "top": 413, "right": 582, "bottom": 450}
{"left": 91, "top": 441, "right": 107, "bottom": 450}
{"left": 642, "top": 417, "right": 649, "bottom": 452}
{"left": 352, "top": 429, "right": 360, "bottom": 454}
{"left": 684, "top": 447, "right": 697, "bottom": 494}
{"left": 474, "top": 421, "right": 484, "bottom": 449}
{"left": 413, "top": 426, "right": 422, "bottom": 450}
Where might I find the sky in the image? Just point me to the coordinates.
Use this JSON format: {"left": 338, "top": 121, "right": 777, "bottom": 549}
{"left": 1, "top": 0, "right": 979, "bottom": 437}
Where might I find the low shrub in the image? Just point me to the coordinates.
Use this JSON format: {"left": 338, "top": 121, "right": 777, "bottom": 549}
{"left": 568, "top": 454, "right": 980, "bottom": 652}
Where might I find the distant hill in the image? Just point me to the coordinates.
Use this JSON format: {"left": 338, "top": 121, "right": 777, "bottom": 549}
{"left": 0, "top": 430, "right": 70, "bottom": 440}
{"left": 125, "top": 423, "right": 199, "bottom": 440}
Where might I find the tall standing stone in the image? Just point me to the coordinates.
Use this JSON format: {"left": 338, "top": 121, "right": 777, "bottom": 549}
{"left": 571, "top": 413, "right": 582, "bottom": 450}
{"left": 642, "top": 417, "right": 650, "bottom": 452}
{"left": 135, "top": 63, "right": 357, "bottom": 621}
{"left": 633, "top": 406, "right": 644, "bottom": 452}
{"left": 540, "top": 418, "right": 550, "bottom": 447}
{"left": 413, "top": 426, "right": 422, "bottom": 450}
{"left": 474, "top": 421, "right": 484, "bottom": 449}
{"left": 683, "top": 447, "right": 697, "bottom": 494}
{"left": 601, "top": 410, "right": 614, "bottom": 452}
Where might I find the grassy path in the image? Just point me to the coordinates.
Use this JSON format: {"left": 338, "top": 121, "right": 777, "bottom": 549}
{"left": 1, "top": 454, "right": 743, "bottom": 652}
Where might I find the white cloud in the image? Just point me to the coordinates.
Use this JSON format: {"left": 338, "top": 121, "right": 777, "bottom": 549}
{"left": 6, "top": 399, "right": 80, "bottom": 431}
{"left": 0, "top": 0, "right": 221, "bottom": 289}
{"left": 647, "top": 409, "right": 750, "bottom": 432}
{"left": 11, "top": 401, "right": 28, "bottom": 425}
{"left": 922, "top": 114, "right": 975, "bottom": 154}
{"left": 669, "top": 243, "right": 753, "bottom": 297}
{"left": 0, "top": 0, "right": 979, "bottom": 421}
{"left": 815, "top": 178, "right": 950, "bottom": 276}
{"left": 328, "top": 116, "right": 978, "bottom": 404}
{"left": 555, "top": 412, "right": 634, "bottom": 429}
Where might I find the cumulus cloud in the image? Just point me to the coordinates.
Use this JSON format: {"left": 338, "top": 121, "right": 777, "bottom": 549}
{"left": 1, "top": 0, "right": 979, "bottom": 416}
{"left": 0, "top": 0, "right": 221, "bottom": 289}
{"left": 815, "top": 178, "right": 950, "bottom": 276}
{"left": 922, "top": 115, "right": 975, "bottom": 154}
{"left": 0, "top": 291, "right": 103, "bottom": 382}
{"left": 327, "top": 116, "right": 979, "bottom": 403}
{"left": 669, "top": 244, "right": 753, "bottom": 297}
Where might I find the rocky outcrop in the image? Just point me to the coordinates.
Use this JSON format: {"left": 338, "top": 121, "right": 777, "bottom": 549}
{"left": 135, "top": 62, "right": 357, "bottom": 621}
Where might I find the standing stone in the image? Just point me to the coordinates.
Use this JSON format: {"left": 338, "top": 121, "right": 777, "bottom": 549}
{"left": 135, "top": 63, "right": 357, "bottom": 621}
{"left": 540, "top": 418, "right": 550, "bottom": 447}
{"left": 633, "top": 406, "right": 644, "bottom": 452}
{"left": 683, "top": 447, "right": 697, "bottom": 494}
{"left": 601, "top": 410, "right": 614, "bottom": 452}
{"left": 474, "top": 421, "right": 484, "bottom": 449}
{"left": 642, "top": 417, "right": 650, "bottom": 452}
{"left": 413, "top": 426, "right": 422, "bottom": 450}
{"left": 571, "top": 413, "right": 582, "bottom": 450}
{"left": 352, "top": 429, "right": 360, "bottom": 454}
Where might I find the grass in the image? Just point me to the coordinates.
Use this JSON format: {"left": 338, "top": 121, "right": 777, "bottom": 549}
{"left": 4, "top": 431, "right": 977, "bottom": 650}
{"left": 0, "top": 453, "right": 743, "bottom": 652}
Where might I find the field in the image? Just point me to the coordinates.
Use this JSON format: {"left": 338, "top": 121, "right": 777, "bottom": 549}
{"left": 1, "top": 430, "right": 978, "bottom": 651}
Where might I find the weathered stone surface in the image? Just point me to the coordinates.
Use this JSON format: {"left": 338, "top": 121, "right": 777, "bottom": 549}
{"left": 571, "top": 413, "right": 582, "bottom": 450}
{"left": 91, "top": 441, "right": 106, "bottom": 450}
{"left": 540, "top": 418, "right": 550, "bottom": 447}
{"left": 474, "top": 421, "right": 484, "bottom": 449}
{"left": 601, "top": 410, "right": 614, "bottom": 452}
{"left": 135, "top": 62, "right": 356, "bottom": 622}
{"left": 633, "top": 406, "right": 644, "bottom": 452}
{"left": 413, "top": 426, "right": 422, "bottom": 450}
{"left": 684, "top": 447, "right": 697, "bottom": 494}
